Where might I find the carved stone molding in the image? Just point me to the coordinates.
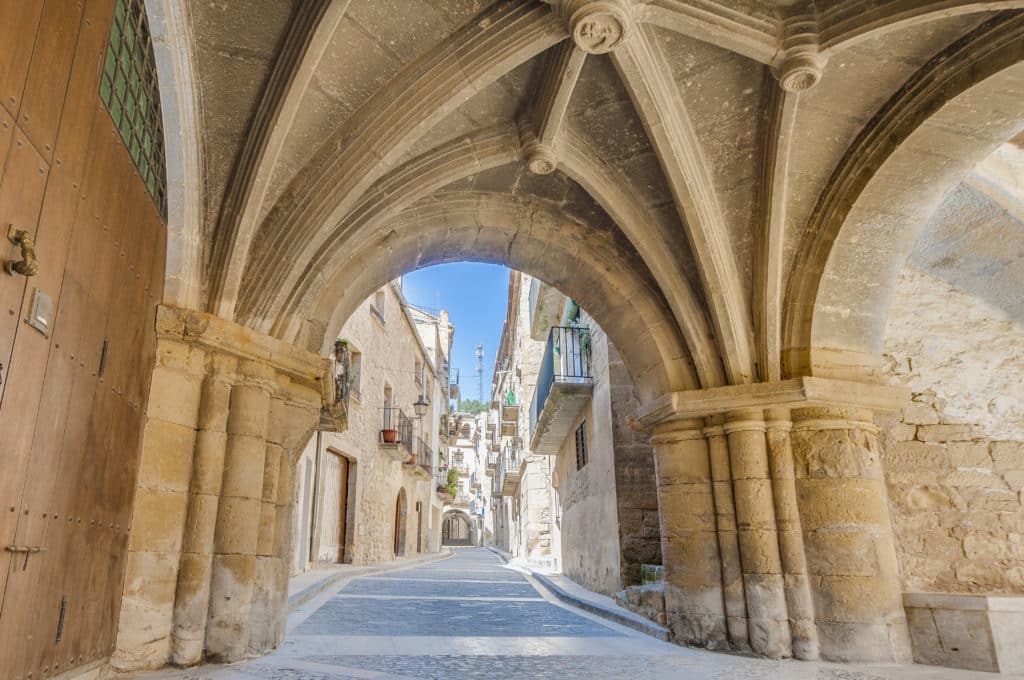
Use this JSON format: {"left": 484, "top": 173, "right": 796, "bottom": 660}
{"left": 635, "top": 376, "right": 910, "bottom": 429}
{"left": 558, "top": 0, "right": 635, "bottom": 54}
{"left": 771, "top": 4, "right": 825, "bottom": 92}
{"left": 519, "top": 123, "right": 558, "bottom": 174}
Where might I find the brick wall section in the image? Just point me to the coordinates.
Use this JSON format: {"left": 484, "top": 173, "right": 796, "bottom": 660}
{"left": 880, "top": 392, "right": 1024, "bottom": 594}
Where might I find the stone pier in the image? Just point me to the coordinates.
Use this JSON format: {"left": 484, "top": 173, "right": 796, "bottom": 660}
{"left": 639, "top": 377, "right": 911, "bottom": 663}
{"left": 113, "top": 306, "right": 324, "bottom": 670}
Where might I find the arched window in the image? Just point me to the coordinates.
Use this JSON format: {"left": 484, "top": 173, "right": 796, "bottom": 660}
{"left": 100, "top": 0, "right": 167, "bottom": 218}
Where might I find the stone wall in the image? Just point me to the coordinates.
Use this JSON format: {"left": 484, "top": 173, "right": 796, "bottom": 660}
{"left": 880, "top": 268, "right": 1024, "bottom": 594}
{"left": 553, "top": 320, "right": 661, "bottom": 595}
{"left": 554, "top": 322, "right": 622, "bottom": 595}
{"left": 607, "top": 340, "right": 662, "bottom": 586}
{"left": 291, "top": 282, "right": 442, "bottom": 572}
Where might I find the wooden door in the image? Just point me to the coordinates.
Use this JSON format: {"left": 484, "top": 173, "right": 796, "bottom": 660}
{"left": 337, "top": 456, "right": 348, "bottom": 562}
{"left": 394, "top": 489, "right": 407, "bottom": 556}
{"left": 0, "top": 0, "right": 166, "bottom": 676}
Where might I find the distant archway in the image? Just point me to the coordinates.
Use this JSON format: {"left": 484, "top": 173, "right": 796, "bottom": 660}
{"left": 442, "top": 509, "right": 476, "bottom": 547}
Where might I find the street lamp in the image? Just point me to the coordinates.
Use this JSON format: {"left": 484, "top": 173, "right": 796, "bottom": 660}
{"left": 413, "top": 394, "right": 429, "bottom": 419}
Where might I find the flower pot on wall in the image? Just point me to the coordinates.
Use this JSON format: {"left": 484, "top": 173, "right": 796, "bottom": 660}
{"left": 381, "top": 428, "right": 399, "bottom": 443}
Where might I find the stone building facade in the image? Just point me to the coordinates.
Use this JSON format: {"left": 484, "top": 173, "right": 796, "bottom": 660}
{"left": 490, "top": 272, "right": 661, "bottom": 595}
{"left": 291, "top": 281, "right": 452, "bottom": 572}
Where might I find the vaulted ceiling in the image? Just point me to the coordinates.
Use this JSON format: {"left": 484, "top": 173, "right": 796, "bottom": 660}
{"left": 175, "top": 0, "right": 1024, "bottom": 401}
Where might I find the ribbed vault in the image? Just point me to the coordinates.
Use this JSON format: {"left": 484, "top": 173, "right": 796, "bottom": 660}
{"left": 168, "top": 0, "right": 1024, "bottom": 409}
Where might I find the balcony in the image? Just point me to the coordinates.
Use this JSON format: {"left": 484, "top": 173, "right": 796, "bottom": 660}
{"left": 499, "top": 444, "right": 522, "bottom": 496}
{"left": 529, "top": 277, "right": 566, "bottom": 341}
{"left": 434, "top": 467, "right": 453, "bottom": 502}
{"left": 486, "top": 448, "right": 498, "bottom": 472}
{"left": 501, "top": 402, "right": 519, "bottom": 424}
{"left": 379, "top": 407, "right": 413, "bottom": 462}
{"left": 529, "top": 326, "right": 594, "bottom": 456}
{"left": 451, "top": 494, "right": 471, "bottom": 508}
{"left": 404, "top": 436, "right": 433, "bottom": 480}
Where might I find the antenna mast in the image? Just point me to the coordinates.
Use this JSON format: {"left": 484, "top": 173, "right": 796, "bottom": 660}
{"left": 475, "top": 344, "right": 484, "bottom": 402}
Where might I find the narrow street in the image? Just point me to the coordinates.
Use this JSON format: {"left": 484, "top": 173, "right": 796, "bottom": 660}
{"left": 128, "top": 549, "right": 1003, "bottom": 680}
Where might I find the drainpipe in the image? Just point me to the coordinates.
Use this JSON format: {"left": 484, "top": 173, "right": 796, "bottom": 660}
{"left": 309, "top": 430, "right": 323, "bottom": 567}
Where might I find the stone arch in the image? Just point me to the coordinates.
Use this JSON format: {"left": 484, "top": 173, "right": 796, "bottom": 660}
{"left": 296, "top": 191, "right": 696, "bottom": 404}
{"left": 442, "top": 509, "right": 477, "bottom": 546}
{"left": 819, "top": 1, "right": 1024, "bottom": 54}
{"left": 783, "top": 15, "right": 1024, "bottom": 379}
{"left": 144, "top": 0, "right": 203, "bottom": 309}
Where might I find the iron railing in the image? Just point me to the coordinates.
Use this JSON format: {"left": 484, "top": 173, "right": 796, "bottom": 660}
{"left": 498, "top": 444, "right": 520, "bottom": 493}
{"left": 529, "top": 325, "right": 592, "bottom": 440}
{"left": 381, "top": 407, "right": 413, "bottom": 452}
{"left": 416, "top": 436, "right": 433, "bottom": 474}
{"left": 435, "top": 467, "right": 451, "bottom": 493}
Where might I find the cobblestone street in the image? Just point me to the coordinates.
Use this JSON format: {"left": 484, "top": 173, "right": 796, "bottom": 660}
{"left": 124, "top": 549, "right": 1015, "bottom": 680}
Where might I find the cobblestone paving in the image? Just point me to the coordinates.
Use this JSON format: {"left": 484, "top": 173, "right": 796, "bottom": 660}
{"left": 130, "top": 548, "right": 1016, "bottom": 680}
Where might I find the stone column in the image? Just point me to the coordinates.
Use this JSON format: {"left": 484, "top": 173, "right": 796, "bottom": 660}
{"left": 703, "top": 419, "right": 749, "bottom": 651}
{"left": 764, "top": 409, "right": 818, "bottom": 660}
{"left": 171, "top": 354, "right": 236, "bottom": 665}
{"left": 790, "top": 407, "right": 911, "bottom": 663}
{"left": 724, "top": 410, "right": 791, "bottom": 658}
{"left": 651, "top": 421, "right": 728, "bottom": 649}
{"left": 204, "top": 361, "right": 274, "bottom": 661}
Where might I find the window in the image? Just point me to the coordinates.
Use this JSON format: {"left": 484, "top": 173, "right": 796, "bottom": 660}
{"left": 575, "top": 421, "right": 588, "bottom": 470}
{"left": 100, "top": 0, "right": 167, "bottom": 217}
{"left": 414, "top": 359, "right": 423, "bottom": 386}
{"left": 349, "top": 349, "right": 362, "bottom": 400}
{"left": 371, "top": 290, "right": 386, "bottom": 324}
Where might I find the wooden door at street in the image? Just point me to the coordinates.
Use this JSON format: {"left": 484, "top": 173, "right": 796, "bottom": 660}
{"left": 394, "top": 489, "right": 407, "bottom": 556}
{"left": 0, "top": 1, "right": 166, "bottom": 677}
{"left": 337, "top": 456, "right": 348, "bottom": 562}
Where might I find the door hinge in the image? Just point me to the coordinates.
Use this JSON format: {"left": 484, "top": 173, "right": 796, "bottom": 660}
{"left": 5, "top": 545, "right": 46, "bottom": 570}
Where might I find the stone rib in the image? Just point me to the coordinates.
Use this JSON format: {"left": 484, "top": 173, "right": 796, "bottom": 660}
{"left": 237, "top": 1, "right": 567, "bottom": 331}
{"left": 611, "top": 25, "right": 755, "bottom": 385}
{"left": 560, "top": 130, "right": 724, "bottom": 388}
{"left": 273, "top": 126, "right": 520, "bottom": 340}
{"left": 635, "top": 0, "right": 778, "bottom": 64}
{"left": 534, "top": 42, "right": 588, "bottom": 148}
{"left": 753, "top": 86, "right": 798, "bottom": 383}
{"left": 818, "top": 0, "right": 1024, "bottom": 52}
{"left": 208, "top": 0, "right": 346, "bottom": 319}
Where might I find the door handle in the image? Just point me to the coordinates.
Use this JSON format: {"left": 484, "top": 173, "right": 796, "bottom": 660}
{"left": 5, "top": 225, "right": 39, "bottom": 276}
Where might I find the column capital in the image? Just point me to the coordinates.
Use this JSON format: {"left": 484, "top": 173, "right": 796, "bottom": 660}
{"left": 156, "top": 304, "right": 322, "bottom": 390}
{"left": 650, "top": 417, "right": 705, "bottom": 445}
{"left": 636, "top": 377, "right": 909, "bottom": 430}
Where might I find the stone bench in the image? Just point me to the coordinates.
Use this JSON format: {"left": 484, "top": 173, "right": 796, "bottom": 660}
{"left": 904, "top": 592, "right": 1024, "bottom": 673}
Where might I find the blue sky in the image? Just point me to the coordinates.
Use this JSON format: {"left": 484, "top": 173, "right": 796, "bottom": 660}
{"left": 402, "top": 262, "right": 510, "bottom": 401}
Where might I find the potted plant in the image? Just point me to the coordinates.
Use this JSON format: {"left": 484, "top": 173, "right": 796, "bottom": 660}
{"left": 381, "top": 428, "right": 399, "bottom": 443}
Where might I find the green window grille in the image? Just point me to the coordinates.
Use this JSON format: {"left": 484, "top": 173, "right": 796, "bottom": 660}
{"left": 100, "top": 0, "right": 167, "bottom": 219}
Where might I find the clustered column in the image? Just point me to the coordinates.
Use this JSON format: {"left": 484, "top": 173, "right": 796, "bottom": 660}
{"left": 702, "top": 419, "right": 748, "bottom": 650}
{"left": 205, "top": 361, "right": 274, "bottom": 660}
{"left": 764, "top": 409, "right": 818, "bottom": 660}
{"left": 724, "top": 410, "right": 791, "bottom": 658}
{"left": 171, "top": 354, "right": 237, "bottom": 665}
{"left": 790, "top": 407, "right": 911, "bottom": 663}
{"left": 650, "top": 420, "right": 728, "bottom": 648}
{"left": 650, "top": 394, "right": 912, "bottom": 664}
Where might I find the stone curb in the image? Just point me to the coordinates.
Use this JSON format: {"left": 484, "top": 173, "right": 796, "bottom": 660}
{"left": 287, "top": 549, "right": 454, "bottom": 611}
{"left": 484, "top": 546, "right": 511, "bottom": 563}
{"left": 526, "top": 570, "right": 671, "bottom": 642}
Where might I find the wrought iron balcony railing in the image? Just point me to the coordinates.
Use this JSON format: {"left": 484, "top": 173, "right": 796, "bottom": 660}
{"left": 529, "top": 325, "right": 592, "bottom": 440}
{"left": 381, "top": 407, "right": 413, "bottom": 452}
